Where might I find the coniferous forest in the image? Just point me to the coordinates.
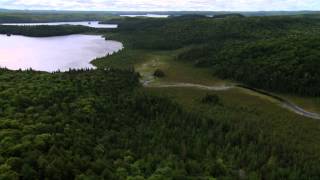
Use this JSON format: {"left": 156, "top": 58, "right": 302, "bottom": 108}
{"left": 0, "top": 12, "right": 320, "bottom": 180}
{"left": 0, "top": 25, "right": 109, "bottom": 37}
{"left": 1, "top": 69, "right": 320, "bottom": 179}
{"left": 108, "top": 15, "right": 320, "bottom": 96}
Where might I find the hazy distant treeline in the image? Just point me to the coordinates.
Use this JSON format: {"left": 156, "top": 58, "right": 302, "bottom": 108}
{"left": 0, "top": 25, "right": 112, "bottom": 37}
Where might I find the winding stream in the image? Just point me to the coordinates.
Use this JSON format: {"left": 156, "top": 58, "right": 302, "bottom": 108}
{"left": 145, "top": 80, "right": 320, "bottom": 120}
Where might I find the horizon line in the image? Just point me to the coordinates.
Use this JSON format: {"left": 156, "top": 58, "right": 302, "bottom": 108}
{"left": 1, "top": 8, "right": 320, "bottom": 12}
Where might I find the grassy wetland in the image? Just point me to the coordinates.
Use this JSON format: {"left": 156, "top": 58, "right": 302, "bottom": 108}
{"left": 1, "top": 12, "right": 320, "bottom": 179}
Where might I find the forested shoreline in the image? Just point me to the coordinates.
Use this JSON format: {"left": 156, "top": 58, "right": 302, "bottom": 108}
{"left": 0, "top": 25, "right": 111, "bottom": 37}
{"left": 1, "top": 14, "right": 320, "bottom": 179}
{"left": 0, "top": 12, "right": 116, "bottom": 24}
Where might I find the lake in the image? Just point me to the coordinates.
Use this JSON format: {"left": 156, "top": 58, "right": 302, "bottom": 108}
{"left": 1, "top": 21, "right": 118, "bottom": 28}
{"left": 0, "top": 34, "right": 123, "bottom": 72}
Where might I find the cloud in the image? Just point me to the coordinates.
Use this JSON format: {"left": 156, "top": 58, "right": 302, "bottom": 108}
{"left": 0, "top": 0, "right": 319, "bottom": 11}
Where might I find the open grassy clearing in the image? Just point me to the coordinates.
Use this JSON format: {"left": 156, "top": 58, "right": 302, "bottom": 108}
{"left": 144, "top": 86, "right": 310, "bottom": 121}
{"left": 144, "top": 87, "right": 320, "bottom": 149}
{"left": 92, "top": 47, "right": 320, "bottom": 117}
{"left": 93, "top": 48, "right": 231, "bottom": 85}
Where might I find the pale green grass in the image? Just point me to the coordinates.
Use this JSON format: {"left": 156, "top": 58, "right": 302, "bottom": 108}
{"left": 91, "top": 47, "right": 320, "bottom": 115}
{"left": 135, "top": 49, "right": 231, "bottom": 86}
{"left": 144, "top": 86, "right": 320, "bottom": 155}
{"left": 144, "top": 86, "right": 314, "bottom": 122}
{"left": 281, "top": 95, "right": 320, "bottom": 113}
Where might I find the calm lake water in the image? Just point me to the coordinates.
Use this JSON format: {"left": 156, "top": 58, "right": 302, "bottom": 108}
{"left": 0, "top": 34, "right": 123, "bottom": 72}
{"left": 1, "top": 21, "right": 117, "bottom": 28}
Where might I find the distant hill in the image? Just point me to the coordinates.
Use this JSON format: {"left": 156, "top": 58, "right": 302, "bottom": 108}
{"left": 213, "top": 13, "right": 244, "bottom": 18}
{"left": 169, "top": 14, "right": 209, "bottom": 19}
{"left": 1, "top": 8, "right": 320, "bottom": 17}
{"left": 0, "top": 8, "right": 10, "bottom": 12}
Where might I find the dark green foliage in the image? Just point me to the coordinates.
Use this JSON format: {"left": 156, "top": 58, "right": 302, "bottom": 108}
{"left": 0, "top": 12, "right": 115, "bottom": 23}
{"left": 111, "top": 16, "right": 319, "bottom": 50}
{"left": 153, "top": 69, "right": 165, "bottom": 78}
{"left": 0, "top": 25, "right": 97, "bottom": 37}
{"left": 0, "top": 68, "right": 319, "bottom": 179}
{"left": 170, "top": 14, "right": 209, "bottom": 20}
{"left": 1, "top": 13, "right": 320, "bottom": 180}
{"left": 0, "top": 68, "right": 318, "bottom": 179}
{"left": 211, "top": 37, "right": 320, "bottom": 96}
{"left": 109, "top": 15, "right": 320, "bottom": 96}
{"left": 213, "top": 13, "right": 245, "bottom": 18}
{"left": 201, "top": 94, "right": 221, "bottom": 105}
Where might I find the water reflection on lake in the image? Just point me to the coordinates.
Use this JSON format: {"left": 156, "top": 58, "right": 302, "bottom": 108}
{"left": 0, "top": 34, "right": 123, "bottom": 72}
{"left": 1, "top": 21, "right": 117, "bottom": 28}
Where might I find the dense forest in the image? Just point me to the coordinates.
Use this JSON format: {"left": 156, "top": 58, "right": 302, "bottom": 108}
{"left": 1, "top": 68, "right": 320, "bottom": 179}
{"left": 106, "top": 15, "right": 320, "bottom": 96}
{"left": 0, "top": 12, "right": 116, "bottom": 23}
{"left": 1, "top": 9, "right": 319, "bottom": 23}
{"left": 1, "top": 13, "right": 320, "bottom": 179}
{"left": 0, "top": 25, "right": 95, "bottom": 37}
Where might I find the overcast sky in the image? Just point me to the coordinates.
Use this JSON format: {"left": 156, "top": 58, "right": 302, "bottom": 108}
{"left": 1, "top": 0, "right": 320, "bottom": 11}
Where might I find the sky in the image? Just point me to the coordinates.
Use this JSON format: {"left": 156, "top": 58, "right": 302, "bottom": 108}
{"left": 0, "top": 0, "right": 320, "bottom": 11}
